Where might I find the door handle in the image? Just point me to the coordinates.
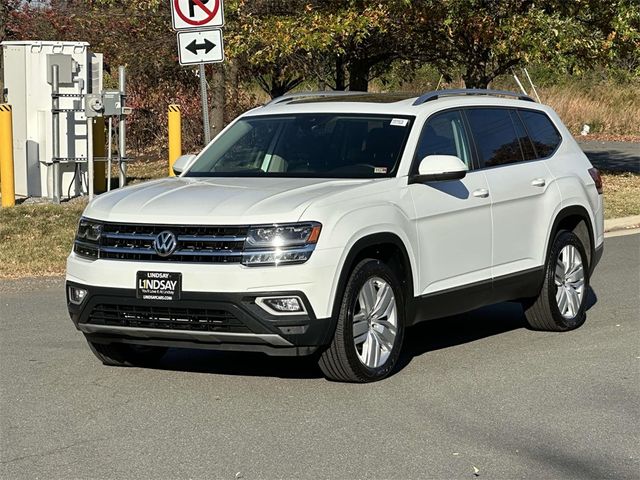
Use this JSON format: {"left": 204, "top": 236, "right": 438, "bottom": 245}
{"left": 472, "top": 188, "right": 489, "bottom": 198}
{"left": 531, "top": 178, "right": 546, "bottom": 187}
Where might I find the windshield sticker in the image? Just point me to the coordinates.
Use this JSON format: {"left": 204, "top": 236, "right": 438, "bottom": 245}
{"left": 374, "top": 167, "right": 388, "bottom": 174}
{"left": 390, "top": 118, "right": 409, "bottom": 127}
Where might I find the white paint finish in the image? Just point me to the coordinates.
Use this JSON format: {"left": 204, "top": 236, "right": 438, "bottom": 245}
{"left": 85, "top": 177, "right": 375, "bottom": 225}
{"left": 408, "top": 171, "right": 492, "bottom": 294}
{"left": 483, "top": 159, "right": 558, "bottom": 277}
{"left": 177, "top": 29, "right": 224, "bottom": 66}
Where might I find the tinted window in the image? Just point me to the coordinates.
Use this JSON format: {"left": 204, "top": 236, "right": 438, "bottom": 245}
{"left": 186, "top": 114, "right": 413, "bottom": 178}
{"left": 519, "top": 110, "right": 562, "bottom": 158}
{"left": 466, "top": 108, "right": 524, "bottom": 167}
{"left": 510, "top": 111, "right": 537, "bottom": 161}
{"left": 415, "top": 110, "right": 472, "bottom": 168}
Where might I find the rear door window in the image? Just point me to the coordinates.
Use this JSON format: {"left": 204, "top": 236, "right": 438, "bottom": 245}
{"left": 465, "top": 108, "right": 525, "bottom": 168}
{"left": 518, "top": 110, "right": 562, "bottom": 158}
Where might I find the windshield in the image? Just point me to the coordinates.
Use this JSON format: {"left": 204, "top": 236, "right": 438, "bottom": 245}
{"left": 185, "top": 113, "right": 414, "bottom": 178}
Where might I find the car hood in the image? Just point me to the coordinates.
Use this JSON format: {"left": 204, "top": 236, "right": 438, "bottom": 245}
{"left": 84, "top": 177, "right": 372, "bottom": 224}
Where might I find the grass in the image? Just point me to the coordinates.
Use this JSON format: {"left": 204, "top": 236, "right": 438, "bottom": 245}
{"left": 540, "top": 83, "right": 640, "bottom": 139}
{"left": 0, "top": 200, "right": 87, "bottom": 279}
{"left": 0, "top": 167, "right": 637, "bottom": 279}
{"left": 601, "top": 171, "right": 640, "bottom": 220}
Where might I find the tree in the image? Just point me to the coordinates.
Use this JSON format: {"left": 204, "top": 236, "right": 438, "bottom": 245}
{"left": 419, "top": 0, "right": 640, "bottom": 88}
{"left": 227, "top": 0, "right": 424, "bottom": 96}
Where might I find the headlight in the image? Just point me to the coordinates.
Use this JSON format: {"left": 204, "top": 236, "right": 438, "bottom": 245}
{"left": 74, "top": 218, "right": 102, "bottom": 259}
{"left": 242, "top": 222, "right": 321, "bottom": 266}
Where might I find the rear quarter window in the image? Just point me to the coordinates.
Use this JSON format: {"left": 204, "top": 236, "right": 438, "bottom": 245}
{"left": 518, "top": 109, "right": 562, "bottom": 158}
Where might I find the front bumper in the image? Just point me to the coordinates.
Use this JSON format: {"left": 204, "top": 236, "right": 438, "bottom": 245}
{"left": 67, "top": 282, "right": 334, "bottom": 356}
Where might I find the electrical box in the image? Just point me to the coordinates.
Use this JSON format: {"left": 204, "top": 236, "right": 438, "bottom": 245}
{"left": 1, "top": 41, "right": 103, "bottom": 199}
{"left": 102, "top": 90, "right": 122, "bottom": 116}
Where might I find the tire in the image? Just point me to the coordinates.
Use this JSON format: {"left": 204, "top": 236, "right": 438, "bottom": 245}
{"left": 318, "top": 259, "right": 405, "bottom": 382}
{"left": 523, "top": 230, "right": 590, "bottom": 331}
{"left": 86, "top": 337, "right": 167, "bottom": 367}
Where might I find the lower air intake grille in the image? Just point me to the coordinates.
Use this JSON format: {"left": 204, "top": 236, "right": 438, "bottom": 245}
{"left": 89, "top": 304, "right": 251, "bottom": 333}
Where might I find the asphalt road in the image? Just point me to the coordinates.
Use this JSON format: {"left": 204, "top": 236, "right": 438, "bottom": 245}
{"left": 1, "top": 233, "right": 638, "bottom": 479}
{"left": 578, "top": 140, "right": 639, "bottom": 173}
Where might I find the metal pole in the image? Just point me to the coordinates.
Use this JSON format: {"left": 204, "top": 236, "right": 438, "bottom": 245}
{"left": 199, "top": 63, "right": 211, "bottom": 145}
{"left": 87, "top": 117, "right": 94, "bottom": 201}
{"left": 523, "top": 68, "right": 541, "bottom": 103}
{"left": 512, "top": 69, "right": 528, "bottom": 96}
{"left": 0, "top": 104, "right": 15, "bottom": 207}
{"left": 52, "top": 65, "right": 61, "bottom": 204}
{"left": 107, "top": 117, "right": 112, "bottom": 192}
{"left": 118, "top": 66, "right": 127, "bottom": 187}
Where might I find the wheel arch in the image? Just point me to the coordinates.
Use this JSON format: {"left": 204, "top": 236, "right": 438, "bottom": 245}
{"left": 546, "top": 205, "right": 596, "bottom": 272}
{"left": 329, "top": 232, "right": 415, "bottom": 326}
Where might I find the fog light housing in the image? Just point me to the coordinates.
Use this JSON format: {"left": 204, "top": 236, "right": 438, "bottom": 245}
{"left": 256, "top": 296, "right": 306, "bottom": 315}
{"left": 68, "top": 286, "right": 88, "bottom": 305}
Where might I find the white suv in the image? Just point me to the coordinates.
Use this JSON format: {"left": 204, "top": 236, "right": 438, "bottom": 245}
{"left": 66, "top": 89, "right": 604, "bottom": 382}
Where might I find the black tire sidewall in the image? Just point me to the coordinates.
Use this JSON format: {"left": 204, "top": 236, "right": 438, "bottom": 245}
{"left": 545, "top": 231, "right": 590, "bottom": 330}
{"left": 339, "top": 259, "right": 405, "bottom": 381}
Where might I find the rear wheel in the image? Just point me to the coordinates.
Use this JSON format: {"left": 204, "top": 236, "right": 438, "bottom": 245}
{"left": 319, "top": 259, "right": 405, "bottom": 382}
{"left": 86, "top": 337, "right": 167, "bottom": 367}
{"left": 524, "top": 231, "right": 589, "bottom": 331}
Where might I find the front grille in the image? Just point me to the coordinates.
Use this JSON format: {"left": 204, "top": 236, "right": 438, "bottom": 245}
{"left": 75, "top": 223, "right": 248, "bottom": 263}
{"left": 89, "top": 304, "right": 252, "bottom": 333}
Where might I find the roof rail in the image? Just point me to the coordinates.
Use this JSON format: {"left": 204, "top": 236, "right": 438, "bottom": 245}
{"left": 265, "top": 91, "right": 369, "bottom": 106}
{"left": 413, "top": 89, "right": 535, "bottom": 106}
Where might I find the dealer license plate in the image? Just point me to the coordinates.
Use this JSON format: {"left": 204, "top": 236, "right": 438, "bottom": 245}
{"left": 136, "top": 271, "right": 182, "bottom": 301}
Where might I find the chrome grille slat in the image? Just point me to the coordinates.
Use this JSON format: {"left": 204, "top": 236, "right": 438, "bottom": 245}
{"left": 75, "top": 223, "right": 250, "bottom": 264}
{"left": 177, "top": 235, "right": 247, "bottom": 242}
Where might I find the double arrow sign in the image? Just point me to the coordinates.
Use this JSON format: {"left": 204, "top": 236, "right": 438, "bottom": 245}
{"left": 185, "top": 38, "right": 216, "bottom": 55}
{"left": 176, "top": 29, "right": 224, "bottom": 65}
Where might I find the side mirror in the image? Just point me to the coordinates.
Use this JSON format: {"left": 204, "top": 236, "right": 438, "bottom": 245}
{"left": 171, "top": 154, "right": 196, "bottom": 176}
{"left": 409, "top": 155, "right": 468, "bottom": 184}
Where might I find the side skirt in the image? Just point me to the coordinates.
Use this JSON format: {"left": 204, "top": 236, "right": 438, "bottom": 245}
{"left": 410, "top": 267, "right": 544, "bottom": 325}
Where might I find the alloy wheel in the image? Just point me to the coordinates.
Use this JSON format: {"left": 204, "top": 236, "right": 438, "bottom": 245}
{"left": 554, "top": 245, "right": 585, "bottom": 319}
{"left": 352, "top": 277, "right": 398, "bottom": 368}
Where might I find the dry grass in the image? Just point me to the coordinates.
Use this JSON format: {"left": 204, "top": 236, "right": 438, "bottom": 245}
{"left": 0, "top": 200, "right": 87, "bottom": 278}
{"left": 540, "top": 83, "right": 640, "bottom": 138}
{"left": 602, "top": 171, "right": 640, "bottom": 220}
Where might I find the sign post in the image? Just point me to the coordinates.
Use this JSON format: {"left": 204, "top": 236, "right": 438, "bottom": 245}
{"left": 171, "top": 0, "right": 225, "bottom": 146}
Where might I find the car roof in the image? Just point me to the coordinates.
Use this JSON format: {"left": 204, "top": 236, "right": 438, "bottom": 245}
{"left": 244, "top": 90, "right": 548, "bottom": 118}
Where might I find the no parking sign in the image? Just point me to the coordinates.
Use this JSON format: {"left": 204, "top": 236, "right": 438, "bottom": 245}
{"left": 171, "top": 0, "right": 225, "bottom": 30}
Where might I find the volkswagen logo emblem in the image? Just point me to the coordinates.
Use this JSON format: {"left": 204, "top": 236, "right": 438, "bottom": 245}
{"left": 153, "top": 231, "right": 178, "bottom": 257}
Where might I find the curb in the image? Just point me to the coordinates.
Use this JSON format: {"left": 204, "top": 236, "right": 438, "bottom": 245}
{"left": 604, "top": 215, "right": 640, "bottom": 233}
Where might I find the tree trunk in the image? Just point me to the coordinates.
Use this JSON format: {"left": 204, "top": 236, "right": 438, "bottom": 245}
{"left": 462, "top": 67, "right": 490, "bottom": 89}
{"left": 335, "top": 55, "right": 346, "bottom": 91}
{"left": 348, "top": 59, "right": 369, "bottom": 92}
{"left": 209, "top": 64, "right": 226, "bottom": 138}
{"left": 228, "top": 60, "right": 239, "bottom": 106}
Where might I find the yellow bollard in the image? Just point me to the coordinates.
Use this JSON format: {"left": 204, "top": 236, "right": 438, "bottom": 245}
{"left": 0, "top": 104, "right": 16, "bottom": 207}
{"left": 93, "top": 117, "right": 106, "bottom": 193}
{"left": 168, "top": 104, "right": 182, "bottom": 176}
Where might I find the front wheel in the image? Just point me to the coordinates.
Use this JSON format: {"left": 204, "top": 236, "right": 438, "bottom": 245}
{"left": 319, "top": 259, "right": 405, "bottom": 382}
{"left": 523, "top": 230, "right": 589, "bottom": 331}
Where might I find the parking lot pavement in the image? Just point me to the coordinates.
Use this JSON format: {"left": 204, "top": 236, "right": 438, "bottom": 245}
{"left": 1, "top": 233, "right": 639, "bottom": 479}
{"left": 578, "top": 140, "right": 640, "bottom": 173}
